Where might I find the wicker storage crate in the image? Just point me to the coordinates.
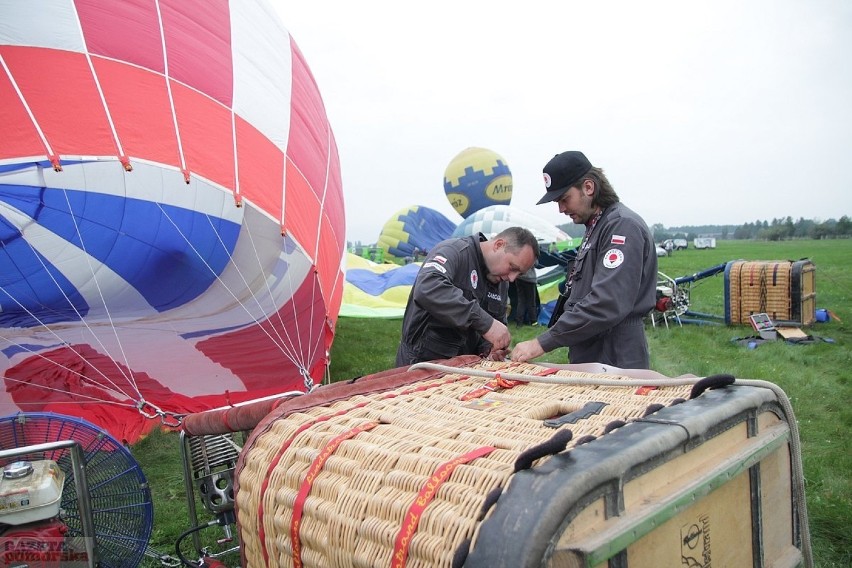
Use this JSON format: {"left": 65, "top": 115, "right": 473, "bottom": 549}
{"left": 232, "top": 356, "right": 808, "bottom": 568}
{"left": 724, "top": 259, "right": 816, "bottom": 325}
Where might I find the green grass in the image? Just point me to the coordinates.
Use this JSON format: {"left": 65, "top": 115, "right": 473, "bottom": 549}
{"left": 136, "top": 239, "right": 851, "bottom": 567}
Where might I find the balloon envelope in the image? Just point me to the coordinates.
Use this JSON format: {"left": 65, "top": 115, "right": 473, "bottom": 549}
{"left": 452, "top": 205, "right": 576, "bottom": 246}
{"left": 443, "top": 147, "right": 512, "bottom": 218}
{"left": 376, "top": 205, "right": 457, "bottom": 261}
{"left": 341, "top": 254, "right": 418, "bottom": 318}
{"left": 0, "top": 0, "right": 345, "bottom": 443}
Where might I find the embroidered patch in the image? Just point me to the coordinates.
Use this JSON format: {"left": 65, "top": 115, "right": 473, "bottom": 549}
{"left": 423, "top": 261, "right": 446, "bottom": 273}
{"left": 470, "top": 270, "right": 479, "bottom": 289}
{"left": 611, "top": 234, "right": 626, "bottom": 245}
{"left": 434, "top": 255, "right": 448, "bottom": 264}
{"left": 602, "top": 249, "right": 624, "bottom": 268}
{"left": 543, "top": 172, "right": 552, "bottom": 189}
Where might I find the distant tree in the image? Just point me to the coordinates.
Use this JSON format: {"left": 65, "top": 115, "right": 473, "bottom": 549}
{"left": 793, "top": 217, "right": 813, "bottom": 238}
{"left": 836, "top": 215, "right": 851, "bottom": 237}
{"left": 810, "top": 222, "right": 833, "bottom": 240}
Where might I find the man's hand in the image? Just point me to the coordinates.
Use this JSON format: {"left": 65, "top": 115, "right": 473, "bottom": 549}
{"left": 510, "top": 339, "right": 544, "bottom": 363}
{"left": 487, "top": 348, "right": 509, "bottom": 361}
{"left": 482, "top": 319, "right": 511, "bottom": 352}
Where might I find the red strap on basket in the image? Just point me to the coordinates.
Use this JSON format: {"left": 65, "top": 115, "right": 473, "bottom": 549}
{"left": 290, "top": 421, "right": 380, "bottom": 568}
{"left": 391, "top": 445, "right": 496, "bottom": 568}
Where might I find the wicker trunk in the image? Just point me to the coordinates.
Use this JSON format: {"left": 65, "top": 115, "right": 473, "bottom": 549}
{"left": 232, "top": 357, "right": 808, "bottom": 568}
{"left": 724, "top": 259, "right": 816, "bottom": 326}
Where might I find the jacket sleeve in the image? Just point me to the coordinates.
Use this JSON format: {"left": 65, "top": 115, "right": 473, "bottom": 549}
{"left": 412, "top": 245, "right": 495, "bottom": 335}
{"left": 538, "top": 218, "right": 651, "bottom": 352}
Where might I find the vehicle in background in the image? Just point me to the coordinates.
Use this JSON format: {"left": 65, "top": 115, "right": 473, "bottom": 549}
{"left": 694, "top": 237, "right": 717, "bottom": 249}
{"left": 662, "top": 238, "right": 688, "bottom": 251}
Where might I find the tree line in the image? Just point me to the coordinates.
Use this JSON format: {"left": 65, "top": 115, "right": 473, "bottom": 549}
{"left": 580, "top": 216, "right": 852, "bottom": 242}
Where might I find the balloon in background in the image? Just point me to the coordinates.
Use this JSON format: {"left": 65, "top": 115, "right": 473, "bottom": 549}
{"left": 453, "top": 205, "right": 575, "bottom": 246}
{"left": 444, "top": 147, "right": 512, "bottom": 218}
{"left": 341, "top": 253, "right": 419, "bottom": 318}
{"left": 0, "top": 0, "right": 345, "bottom": 443}
{"left": 376, "top": 205, "right": 458, "bottom": 261}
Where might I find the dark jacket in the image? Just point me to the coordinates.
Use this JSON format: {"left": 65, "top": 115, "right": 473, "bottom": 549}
{"left": 395, "top": 234, "right": 508, "bottom": 366}
{"left": 537, "top": 202, "right": 657, "bottom": 368}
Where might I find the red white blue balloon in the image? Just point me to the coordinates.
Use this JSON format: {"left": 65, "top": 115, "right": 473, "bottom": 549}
{"left": 0, "top": 0, "right": 345, "bottom": 442}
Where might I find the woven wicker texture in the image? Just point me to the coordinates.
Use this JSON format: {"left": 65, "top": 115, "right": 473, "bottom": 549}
{"left": 728, "top": 260, "right": 793, "bottom": 323}
{"left": 236, "top": 360, "right": 693, "bottom": 567}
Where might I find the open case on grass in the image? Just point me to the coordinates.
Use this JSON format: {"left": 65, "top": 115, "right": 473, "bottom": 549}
{"left": 749, "top": 312, "right": 778, "bottom": 340}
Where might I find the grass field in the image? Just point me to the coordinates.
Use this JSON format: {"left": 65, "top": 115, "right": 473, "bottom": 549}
{"left": 136, "top": 239, "right": 850, "bottom": 567}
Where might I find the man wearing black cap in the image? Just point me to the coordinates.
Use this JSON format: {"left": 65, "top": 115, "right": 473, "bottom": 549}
{"left": 511, "top": 151, "right": 657, "bottom": 369}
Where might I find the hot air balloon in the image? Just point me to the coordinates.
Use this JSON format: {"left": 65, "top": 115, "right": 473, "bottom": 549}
{"left": 376, "top": 205, "right": 457, "bottom": 262}
{"left": 443, "top": 147, "right": 513, "bottom": 218}
{"left": 341, "top": 253, "right": 419, "bottom": 318}
{"left": 452, "top": 204, "right": 575, "bottom": 245}
{"left": 0, "top": 0, "right": 345, "bottom": 443}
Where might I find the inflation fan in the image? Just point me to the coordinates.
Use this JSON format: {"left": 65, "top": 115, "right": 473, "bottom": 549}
{"left": 0, "top": 412, "right": 153, "bottom": 567}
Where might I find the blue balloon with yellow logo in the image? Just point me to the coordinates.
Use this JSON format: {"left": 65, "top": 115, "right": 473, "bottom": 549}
{"left": 376, "top": 205, "right": 458, "bottom": 261}
{"left": 443, "top": 147, "right": 513, "bottom": 218}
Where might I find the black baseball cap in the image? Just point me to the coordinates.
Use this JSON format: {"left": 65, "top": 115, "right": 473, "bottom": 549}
{"left": 537, "top": 151, "right": 593, "bottom": 205}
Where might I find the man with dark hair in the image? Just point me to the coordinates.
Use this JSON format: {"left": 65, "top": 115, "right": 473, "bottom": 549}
{"left": 396, "top": 227, "right": 540, "bottom": 366}
{"left": 511, "top": 151, "right": 657, "bottom": 369}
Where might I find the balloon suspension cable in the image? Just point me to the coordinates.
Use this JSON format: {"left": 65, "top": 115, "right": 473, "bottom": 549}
{"left": 0, "top": 284, "right": 140, "bottom": 404}
{"left": 156, "top": 204, "right": 309, "bottom": 372}
{"left": 58, "top": 187, "right": 144, "bottom": 397}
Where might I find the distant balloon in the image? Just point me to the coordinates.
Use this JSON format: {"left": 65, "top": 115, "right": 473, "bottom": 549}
{"left": 341, "top": 253, "right": 419, "bottom": 318}
{"left": 376, "top": 205, "right": 457, "bottom": 261}
{"left": 444, "top": 147, "right": 512, "bottom": 218}
{"left": 453, "top": 205, "right": 575, "bottom": 246}
{"left": 0, "top": 0, "right": 345, "bottom": 443}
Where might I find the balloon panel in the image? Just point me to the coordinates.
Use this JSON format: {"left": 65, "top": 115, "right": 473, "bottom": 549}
{"left": 340, "top": 254, "right": 418, "bottom": 318}
{"left": 443, "top": 147, "right": 513, "bottom": 218}
{"left": 453, "top": 205, "right": 574, "bottom": 245}
{"left": 0, "top": 0, "right": 345, "bottom": 444}
{"left": 377, "top": 206, "right": 457, "bottom": 260}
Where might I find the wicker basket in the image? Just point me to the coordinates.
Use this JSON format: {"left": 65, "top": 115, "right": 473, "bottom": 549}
{"left": 725, "top": 259, "right": 816, "bottom": 325}
{"left": 234, "top": 358, "right": 696, "bottom": 567}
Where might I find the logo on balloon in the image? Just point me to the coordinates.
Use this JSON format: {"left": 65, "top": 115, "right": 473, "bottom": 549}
{"left": 485, "top": 176, "right": 513, "bottom": 202}
{"left": 447, "top": 193, "right": 471, "bottom": 216}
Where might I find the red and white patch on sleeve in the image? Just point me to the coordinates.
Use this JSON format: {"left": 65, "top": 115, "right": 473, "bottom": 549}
{"left": 602, "top": 249, "right": 625, "bottom": 268}
{"left": 611, "top": 234, "right": 626, "bottom": 245}
{"left": 434, "top": 255, "right": 448, "bottom": 264}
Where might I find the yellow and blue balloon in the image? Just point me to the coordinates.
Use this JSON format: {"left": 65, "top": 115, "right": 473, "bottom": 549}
{"left": 444, "top": 147, "right": 513, "bottom": 218}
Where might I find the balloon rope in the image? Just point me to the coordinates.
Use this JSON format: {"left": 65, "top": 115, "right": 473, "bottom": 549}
{"left": 240, "top": 216, "right": 317, "bottom": 390}
{"left": 59, "top": 187, "right": 142, "bottom": 396}
{"left": 155, "top": 204, "right": 306, "bottom": 371}
{"left": 0, "top": 225, "right": 138, "bottom": 400}
{"left": 0, "top": 332, "right": 137, "bottom": 408}
{"left": 0, "top": 54, "right": 58, "bottom": 164}
{"left": 222, "top": 214, "right": 305, "bottom": 367}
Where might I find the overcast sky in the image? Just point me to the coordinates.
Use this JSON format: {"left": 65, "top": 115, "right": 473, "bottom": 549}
{"left": 272, "top": 0, "right": 852, "bottom": 244}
